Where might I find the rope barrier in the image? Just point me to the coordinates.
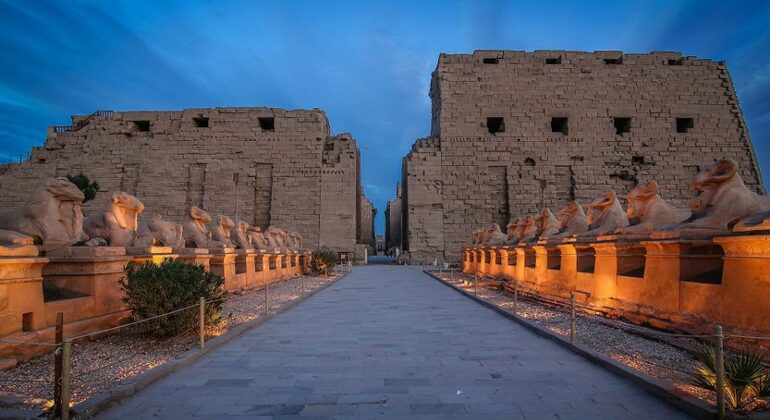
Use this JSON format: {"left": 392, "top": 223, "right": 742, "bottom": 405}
{"left": 69, "top": 302, "right": 200, "bottom": 340}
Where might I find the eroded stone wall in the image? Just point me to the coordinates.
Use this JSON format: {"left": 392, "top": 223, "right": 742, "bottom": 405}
{"left": 0, "top": 107, "right": 363, "bottom": 253}
{"left": 403, "top": 50, "right": 766, "bottom": 264}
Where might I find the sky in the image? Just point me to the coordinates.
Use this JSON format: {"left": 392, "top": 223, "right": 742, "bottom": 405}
{"left": 1, "top": 0, "right": 769, "bottom": 235}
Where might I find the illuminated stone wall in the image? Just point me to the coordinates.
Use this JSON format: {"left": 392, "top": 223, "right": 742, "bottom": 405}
{"left": 403, "top": 50, "right": 766, "bottom": 264}
{"left": 0, "top": 107, "right": 367, "bottom": 254}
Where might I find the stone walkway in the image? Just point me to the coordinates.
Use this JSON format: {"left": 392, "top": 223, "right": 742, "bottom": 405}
{"left": 100, "top": 266, "right": 691, "bottom": 419}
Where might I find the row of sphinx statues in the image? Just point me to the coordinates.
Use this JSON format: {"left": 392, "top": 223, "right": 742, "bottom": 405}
{"left": 0, "top": 177, "right": 304, "bottom": 253}
{"left": 472, "top": 159, "right": 770, "bottom": 245}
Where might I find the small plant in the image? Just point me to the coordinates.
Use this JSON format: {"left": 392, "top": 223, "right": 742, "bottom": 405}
{"left": 691, "top": 343, "right": 770, "bottom": 412}
{"left": 120, "top": 259, "right": 224, "bottom": 337}
{"left": 66, "top": 173, "right": 99, "bottom": 202}
{"left": 311, "top": 248, "right": 337, "bottom": 275}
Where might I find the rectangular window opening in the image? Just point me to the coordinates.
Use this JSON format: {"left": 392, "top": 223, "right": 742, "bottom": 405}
{"left": 668, "top": 58, "right": 683, "bottom": 66}
{"left": 258, "top": 117, "right": 275, "bottom": 131}
{"left": 676, "top": 117, "right": 694, "bottom": 133}
{"left": 483, "top": 57, "right": 499, "bottom": 64}
{"left": 614, "top": 117, "right": 631, "bottom": 135}
{"left": 545, "top": 57, "right": 561, "bottom": 65}
{"left": 604, "top": 57, "right": 623, "bottom": 65}
{"left": 551, "top": 117, "right": 568, "bottom": 135}
{"left": 133, "top": 121, "right": 150, "bottom": 132}
{"left": 193, "top": 117, "right": 209, "bottom": 128}
{"left": 22, "top": 312, "right": 34, "bottom": 332}
{"left": 487, "top": 117, "right": 505, "bottom": 134}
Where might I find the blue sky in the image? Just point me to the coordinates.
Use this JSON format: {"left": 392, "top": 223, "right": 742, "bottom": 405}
{"left": 1, "top": 0, "right": 768, "bottom": 234}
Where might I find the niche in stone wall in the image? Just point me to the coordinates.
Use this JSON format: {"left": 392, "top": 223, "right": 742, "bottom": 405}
{"left": 186, "top": 164, "right": 206, "bottom": 209}
{"left": 488, "top": 166, "right": 510, "bottom": 228}
{"left": 253, "top": 163, "right": 273, "bottom": 228}
{"left": 121, "top": 164, "right": 140, "bottom": 195}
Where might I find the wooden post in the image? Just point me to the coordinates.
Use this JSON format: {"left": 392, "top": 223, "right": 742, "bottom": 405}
{"left": 301, "top": 274, "right": 305, "bottom": 295}
{"left": 53, "top": 312, "right": 64, "bottom": 413}
{"left": 569, "top": 291, "right": 576, "bottom": 345}
{"left": 264, "top": 281, "right": 270, "bottom": 316}
{"left": 199, "top": 297, "right": 205, "bottom": 350}
{"left": 474, "top": 273, "right": 478, "bottom": 295}
{"left": 513, "top": 280, "right": 518, "bottom": 315}
{"left": 715, "top": 325, "right": 725, "bottom": 420}
{"left": 60, "top": 339, "right": 72, "bottom": 420}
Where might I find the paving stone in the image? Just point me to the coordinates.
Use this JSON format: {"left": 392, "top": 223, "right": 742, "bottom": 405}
{"left": 98, "top": 266, "right": 693, "bottom": 419}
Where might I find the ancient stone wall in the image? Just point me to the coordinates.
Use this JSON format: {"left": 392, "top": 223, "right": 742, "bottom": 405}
{"left": 385, "top": 182, "right": 403, "bottom": 251}
{"left": 358, "top": 188, "right": 376, "bottom": 251}
{"left": 0, "top": 107, "right": 363, "bottom": 253}
{"left": 403, "top": 50, "right": 766, "bottom": 264}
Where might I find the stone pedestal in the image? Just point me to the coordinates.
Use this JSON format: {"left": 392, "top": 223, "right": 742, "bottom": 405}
{"left": 0, "top": 246, "right": 48, "bottom": 336}
{"left": 127, "top": 246, "right": 176, "bottom": 265}
{"left": 209, "top": 248, "right": 237, "bottom": 291}
{"left": 177, "top": 248, "right": 213, "bottom": 270}
{"left": 533, "top": 243, "right": 562, "bottom": 294}
{"left": 590, "top": 241, "right": 646, "bottom": 303}
{"left": 713, "top": 234, "right": 770, "bottom": 331}
{"left": 234, "top": 250, "right": 257, "bottom": 289}
{"left": 641, "top": 239, "right": 723, "bottom": 317}
{"left": 42, "top": 246, "right": 132, "bottom": 327}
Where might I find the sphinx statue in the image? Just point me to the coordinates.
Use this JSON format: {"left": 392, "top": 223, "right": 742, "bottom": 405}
{"left": 134, "top": 214, "right": 185, "bottom": 249}
{"left": 535, "top": 209, "right": 560, "bottom": 239}
{"left": 506, "top": 217, "right": 521, "bottom": 242}
{"left": 183, "top": 206, "right": 213, "bottom": 248}
{"left": 580, "top": 191, "right": 629, "bottom": 237}
{"left": 517, "top": 215, "right": 538, "bottom": 242}
{"left": 485, "top": 224, "right": 508, "bottom": 245}
{"left": 733, "top": 210, "right": 770, "bottom": 233}
{"left": 654, "top": 159, "right": 770, "bottom": 238}
{"left": 0, "top": 177, "right": 88, "bottom": 251}
{"left": 614, "top": 181, "right": 690, "bottom": 237}
{"left": 210, "top": 215, "right": 235, "bottom": 248}
{"left": 286, "top": 232, "right": 300, "bottom": 251}
{"left": 247, "top": 225, "right": 269, "bottom": 250}
{"left": 231, "top": 220, "right": 253, "bottom": 250}
{"left": 551, "top": 201, "right": 588, "bottom": 238}
{"left": 471, "top": 228, "right": 485, "bottom": 245}
{"left": 83, "top": 192, "right": 145, "bottom": 247}
{"left": 264, "top": 226, "right": 286, "bottom": 252}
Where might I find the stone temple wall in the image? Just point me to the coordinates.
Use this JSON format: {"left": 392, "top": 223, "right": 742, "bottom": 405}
{"left": 0, "top": 107, "right": 364, "bottom": 254}
{"left": 385, "top": 182, "right": 403, "bottom": 252}
{"left": 403, "top": 50, "right": 766, "bottom": 264}
{"left": 358, "top": 188, "right": 376, "bottom": 251}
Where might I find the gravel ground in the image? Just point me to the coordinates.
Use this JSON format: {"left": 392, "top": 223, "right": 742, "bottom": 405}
{"left": 432, "top": 271, "right": 717, "bottom": 407}
{"left": 0, "top": 273, "right": 341, "bottom": 412}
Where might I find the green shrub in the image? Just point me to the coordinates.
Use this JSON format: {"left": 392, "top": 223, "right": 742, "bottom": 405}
{"left": 66, "top": 173, "right": 99, "bottom": 202}
{"left": 691, "top": 343, "right": 770, "bottom": 412}
{"left": 311, "top": 248, "right": 337, "bottom": 275}
{"left": 120, "top": 259, "right": 225, "bottom": 337}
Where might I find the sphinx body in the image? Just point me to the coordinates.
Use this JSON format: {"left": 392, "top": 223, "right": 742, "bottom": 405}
{"left": 653, "top": 160, "right": 770, "bottom": 238}
{"left": 506, "top": 217, "right": 521, "bottom": 243}
{"left": 84, "top": 192, "right": 145, "bottom": 247}
{"left": 614, "top": 181, "right": 690, "bottom": 237}
{"left": 210, "top": 215, "right": 235, "bottom": 248}
{"left": 733, "top": 210, "right": 770, "bottom": 233}
{"left": 247, "top": 226, "right": 269, "bottom": 250}
{"left": 183, "top": 206, "right": 213, "bottom": 248}
{"left": 0, "top": 177, "right": 88, "bottom": 251}
{"left": 517, "top": 216, "right": 538, "bottom": 243}
{"left": 231, "top": 221, "right": 253, "bottom": 250}
{"left": 264, "top": 226, "right": 285, "bottom": 252}
{"left": 580, "top": 191, "right": 629, "bottom": 237}
{"left": 485, "top": 224, "right": 508, "bottom": 245}
{"left": 134, "top": 214, "right": 184, "bottom": 249}
{"left": 471, "top": 228, "right": 485, "bottom": 245}
{"left": 535, "top": 209, "right": 560, "bottom": 239}
{"left": 551, "top": 201, "right": 588, "bottom": 238}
